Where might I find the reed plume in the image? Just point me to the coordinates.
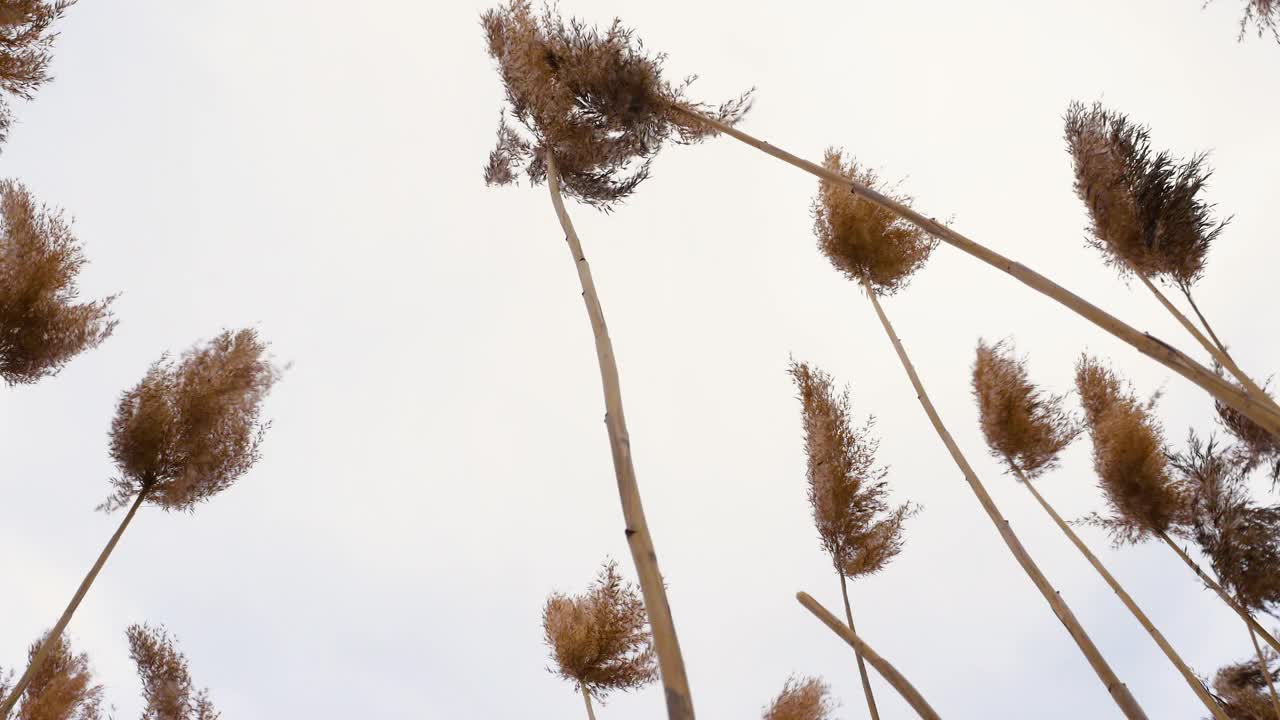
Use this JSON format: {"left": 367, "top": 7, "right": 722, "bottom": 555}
{"left": 810, "top": 154, "right": 1148, "bottom": 718}
{"left": 126, "top": 624, "right": 219, "bottom": 720}
{"left": 788, "top": 359, "right": 913, "bottom": 720}
{"left": 0, "top": 179, "right": 116, "bottom": 386}
{"left": 0, "top": 633, "right": 101, "bottom": 720}
{"left": 1209, "top": 640, "right": 1280, "bottom": 720}
{"left": 761, "top": 676, "right": 834, "bottom": 720}
{"left": 542, "top": 560, "right": 656, "bottom": 720}
{"left": 974, "top": 341, "right": 1227, "bottom": 718}
{"left": 481, "top": 6, "right": 750, "bottom": 717}
{"left": 1216, "top": 385, "right": 1280, "bottom": 485}
{"left": 1236, "top": 0, "right": 1280, "bottom": 41}
{"left": 0, "top": 330, "right": 278, "bottom": 719}
{"left": 0, "top": 1, "right": 74, "bottom": 146}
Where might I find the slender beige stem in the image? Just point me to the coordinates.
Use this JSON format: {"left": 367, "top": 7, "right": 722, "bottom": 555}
{"left": 0, "top": 487, "right": 149, "bottom": 719}
{"left": 1157, "top": 531, "right": 1280, "bottom": 656}
{"left": 796, "top": 592, "right": 941, "bottom": 720}
{"left": 581, "top": 685, "right": 598, "bottom": 720}
{"left": 859, "top": 279, "right": 1148, "bottom": 719}
{"left": 545, "top": 155, "right": 694, "bottom": 720}
{"left": 1248, "top": 624, "right": 1280, "bottom": 720}
{"left": 1135, "top": 274, "right": 1278, "bottom": 414}
{"left": 1013, "top": 468, "right": 1227, "bottom": 720}
{"left": 839, "top": 573, "right": 881, "bottom": 720}
{"left": 1181, "top": 287, "right": 1229, "bottom": 358}
{"left": 674, "top": 106, "right": 1280, "bottom": 440}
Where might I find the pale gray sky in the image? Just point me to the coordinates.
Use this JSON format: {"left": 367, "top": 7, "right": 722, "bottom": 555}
{"left": 2, "top": 1, "right": 1278, "bottom": 718}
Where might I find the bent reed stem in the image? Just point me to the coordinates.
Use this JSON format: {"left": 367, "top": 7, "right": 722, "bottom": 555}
{"left": 839, "top": 573, "right": 881, "bottom": 720}
{"left": 0, "top": 487, "right": 150, "bottom": 719}
{"left": 674, "top": 106, "right": 1280, "bottom": 441}
{"left": 1013, "top": 467, "right": 1228, "bottom": 720}
{"left": 796, "top": 592, "right": 941, "bottom": 720}
{"left": 545, "top": 154, "right": 695, "bottom": 720}
{"left": 859, "top": 278, "right": 1148, "bottom": 719}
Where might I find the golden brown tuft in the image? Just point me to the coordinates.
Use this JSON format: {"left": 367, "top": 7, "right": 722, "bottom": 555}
{"left": 0, "top": 1, "right": 75, "bottom": 145}
{"left": 1, "top": 632, "right": 102, "bottom": 720}
{"left": 0, "top": 179, "right": 116, "bottom": 385}
{"left": 761, "top": 675, "right": 835, "bottom": 720}
{"left": 1215, "top": 379, "right": 1280, "bottom": 484}
{"left": 103, "top": 329, "right": 280, "bottom": 513}
{"left": 1174, "top": 434, "right": 1280, "bottom": 614}
{"left": 542, "top": 560, "right": 657, "bottom": 698}
{"left": 790, "top": 360, "right": 915, "bottom": 578}
{"left": 972, "top": 339, "right": 1080, "bottom": 479}
{"left": 1064, "top": 101, "right": 1225, "bottom": 289}
{"left": 480, "top": 1, "right": 752, "bottom": 209}
{"left": 812, "top": 149, "right": 937, "bottom": 296}
{"left": 126, "top": 623, "right": 219, "bottom": 720}
{"left": 1075, "top": 355, "right": 1188, "bottom": 545}
{"left": 1210, "top": 642, "right": 1279, "bottom": 719}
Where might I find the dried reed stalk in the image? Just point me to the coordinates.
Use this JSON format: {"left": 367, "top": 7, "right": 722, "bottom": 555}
{"left": 1158, "top": 532, "right": 1280, "bottom": 655}
{"left": 546, "top": 155, "right": 692, "bottom": 720}
{"left": 795, "top": 592, "right": 940, "bottom": 720}
{"left": 1247, "top": 625, "right": 1280, "bottom": 719}
{"left": 670, "top": 107, "right": 1280, "bottom": 442}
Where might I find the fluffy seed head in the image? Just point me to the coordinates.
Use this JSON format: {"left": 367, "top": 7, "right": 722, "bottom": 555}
{"left": 972, "top": 339, "right": 1080, "bottom": 479}
{"left": 126, "top": 624, "right": 219, "bottom": 720}
{"left": 2, "top": 632, "right": 102, "bottom": 720}
{"left": 1075, "top": 355, "right": 1188, "bottom": 545}
{"left": 104, "top": 329, "right": 280, "bottom": 513}
{"left": 812, "top": 149, "right": 936, "bottom": 296}
{"left": 541, "top": 560, "right": 657, "bottom": 698}
{"left": 0, "top": 179, "right": 116, "bottom": 385}
{"left": 1210, "top": 640, "right": 1279, "bottom": 719}
{"left": 762, "top": 675, "right": 836, "bottom": 720}
{"left": 1214, "top": 379, "right": 1280, "bottom": 484}
{"left": 1238, "top": 0, "right": 1280, "bottom": 41}
{"left": 481, "top": 1, "right": 751, "bottom": 210}
{"left": 1064, "top": 101, "right": 1225, "bottom": 289}
{"left": 0, "top": 2, "right": 75, "bottom": 145}
{"left": 790, "top": 360, "right": 915, "bottom": 578}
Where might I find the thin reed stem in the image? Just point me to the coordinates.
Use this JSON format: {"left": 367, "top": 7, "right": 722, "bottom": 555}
{"left": 545, "top": 155, "right": 694, "bottom": 720}
{"left": 858, "top": 277, "right": 1148, "bottom": 719}
{"left": 1248, "top": 624, "right": 1280, "bottom": 720}
{"left": 839, "top": 573, "right": 881, "bottom": 720}
{"left": 1181, "top": 287, "right": 1230, "bottom": 358}
{"left": 0, "top": 487, "right": 149, "bottom": 719}
{"left": 1013, "top": 467, "right": 1228, "bottom": 720}
{"left": 796, "top": 592, "right": 941, "bottom": 720}
{"left": 581, "top": 685, "right": 598, "bottom": 720}
{"left": 1157, "top": 531, "right": 1280, "bottom": 656}
{"left": 674, "top": 106, "right": 1280, "bottom": 440}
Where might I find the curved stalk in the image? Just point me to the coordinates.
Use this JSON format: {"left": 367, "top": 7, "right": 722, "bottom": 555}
{"left": 674, "top": 107, "right": 1280, "bottom": 441}
{"left": 796, "top": 592, "right": 941, "bottom": 720}
{"left": 1157, "top": 532, "right": 1280, "bottom": 656}
{"left": 1248, "top": 625, "right": 1280, "bottom": 720}
{"left": 859, "top": 279, "right": 1148, "bottom": 719}
{"left": 545, "top": 155, "right": 694, "bottom": 720}
{"left": 1012, "top": 467, "right": 1227, "bottom": 720}
{"left": 839, "top": 573, "right": 881, "bottom": 720}
{"left": 0, "top": 487, "right": 149, "bottom": 719}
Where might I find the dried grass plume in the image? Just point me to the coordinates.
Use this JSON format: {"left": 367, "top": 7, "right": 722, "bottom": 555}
{"left": 126, "top": 623, "right": 219, "bottom": 720}
{"left": 761, "top": 676, "right": 835, "bottom": 720}
{"left": 1, "top": 632, "right": 102, "bottom": 720}
{"left": 1210, "top": 641, "right": 1280, "bottom": 719}
{"left": 104, "top": 328, "right": 280, "bottom": 513}
{"left": 481, "top": 0, "right": 752, "bottom": 209}
{"left": 812, "top": 149, "right": 937, "bottom": 296}
{"left": 542, "top": 560, "right": 657, "bottom": 698}
{"left": 972, "top": 339, "right": 1080, "bottom": 479}
{"left": 1237, "top": 0, "right": 1280, "bottom": 41}
{"left": 0, "top": 179, "right": 116, "bottom": 385}
{"left": 790, "top": 360, "right": 915, "bottom": 578}
{"left": 0, "top": 1, "right": 75, "bottom": 145}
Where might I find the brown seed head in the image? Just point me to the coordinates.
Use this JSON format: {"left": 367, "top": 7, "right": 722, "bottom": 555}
{"left": 104, "top": 329, "right": 280, "bottom": 513}
{"left": 0, "top": 1, "right": 75, "bottom": 145}
{"left": 541, "top": 560, "right": 657, "bottom": 698}
{"left": 480, "top": 1, "right": 752, "bottom": 210}
{"left": 1210, "top": 640, "right": 1279, "bottom": 719}
{"left": 1174, "top": 433, "right": 1280, "bottom": 614}
{"left": 1064, "top": 101, "right": 1225, "bottom": 289}
{"left": 1238, "top": 0, "right": 1280, "bottom": 41}
{"left": 1074, "top": 355, "right": 1188, "bottom": 545}
{"left": 1214, "top": 377, "right": 1280, "bottom": 484}
{"left": 762, "top": 675, "right": 835, "bottom": 720}
{"left": 0, "top": 179, "right": 116, "bottom": 385}
{"left": 126, "top": 623, "right": 219, "bottom": 720}
{"left": 972, "top": 339, "right": 1081, "bottom": 479}
{"left": 2, "top": 632, "right": 102, "bottom": 720}
{"left": 812, "top": 149, "right": 937, "bottom": 296}
{"left": 790, "top": 360, "right": 915, "bottom": 578}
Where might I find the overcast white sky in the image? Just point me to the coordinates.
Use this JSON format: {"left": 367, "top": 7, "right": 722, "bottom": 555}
{"left": 2, "top": 1, "right": 1278, "bottom": 718}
